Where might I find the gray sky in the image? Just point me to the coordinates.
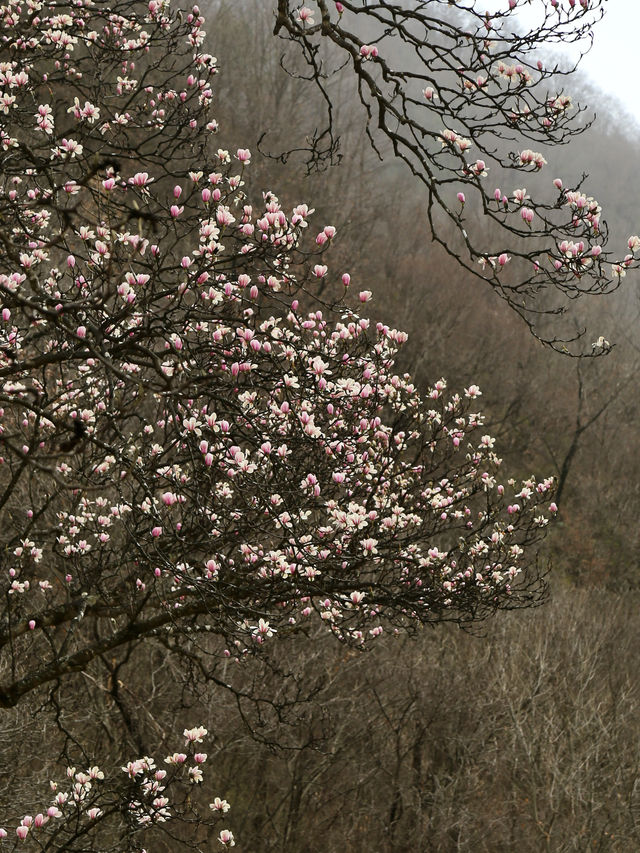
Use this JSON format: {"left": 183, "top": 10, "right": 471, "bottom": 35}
{"left": 570, "top": 0, "right": 640, "bottom": 121}
{"left": 482, "top": 0, "right": 640, "bottom": 123}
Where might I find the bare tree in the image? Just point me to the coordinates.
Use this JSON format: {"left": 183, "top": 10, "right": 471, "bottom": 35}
{"left": 271, "top": 0, "right": 638, "bottom": 351}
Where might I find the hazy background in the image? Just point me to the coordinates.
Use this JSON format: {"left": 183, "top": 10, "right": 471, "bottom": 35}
{"left": 482, "top": 0, "right": 640, "bottom": 125}
{"left": 4, "top": 4, "right": 638, "bottom": 851}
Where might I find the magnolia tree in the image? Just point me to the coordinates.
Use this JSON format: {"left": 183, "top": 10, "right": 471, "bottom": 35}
{"left": 0, "top": 0, "right": 559, "bottom": 848}
{"left": 272, "top": 0, "right": 640, "bottom": 351}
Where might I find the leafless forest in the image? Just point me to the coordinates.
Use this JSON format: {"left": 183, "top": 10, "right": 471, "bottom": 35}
{"left": 2, "top": 1, "right": 640, "bottom": 850}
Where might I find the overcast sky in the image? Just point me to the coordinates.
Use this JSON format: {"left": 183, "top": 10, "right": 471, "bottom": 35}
{"left": 569, "top": 0, "right": 640, "bottom": 122}
{"left": 482, "top": 0, "right": 640, "bottom": 123}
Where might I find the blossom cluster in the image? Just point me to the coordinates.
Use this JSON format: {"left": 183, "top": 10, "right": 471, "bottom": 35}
{"left": 0, "top": 1, "right": 555, "bottom": 669}
{"left": 0, "top": 730, "right": 232, "bottom": 845}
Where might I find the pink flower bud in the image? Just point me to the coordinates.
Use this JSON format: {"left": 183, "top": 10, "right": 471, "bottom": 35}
{"left": 151, "top": 526, "right": 162, "bottom": 538}
{"left": 342, "top": 273, "right": 351, "bottom": 287}
{"left": 457, "top": 192, "right": 465, "bottom": 204}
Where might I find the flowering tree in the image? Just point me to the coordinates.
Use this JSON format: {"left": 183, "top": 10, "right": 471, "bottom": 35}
{"left": 272, "top": 0, "right": 639, "bottom": 351}
{"left": 0, "top": 0, "right": 558, "bottom": 848}
{"left": 1, "top": 730, "right": 234, "bottom": 851}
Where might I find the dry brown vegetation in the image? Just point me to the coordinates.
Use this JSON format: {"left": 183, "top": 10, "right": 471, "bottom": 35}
{"left": 3, "top": 2, "right": 640, "bottom": 850}
{"left": 198, "top": 4, "right": 640, "bottom": 848}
